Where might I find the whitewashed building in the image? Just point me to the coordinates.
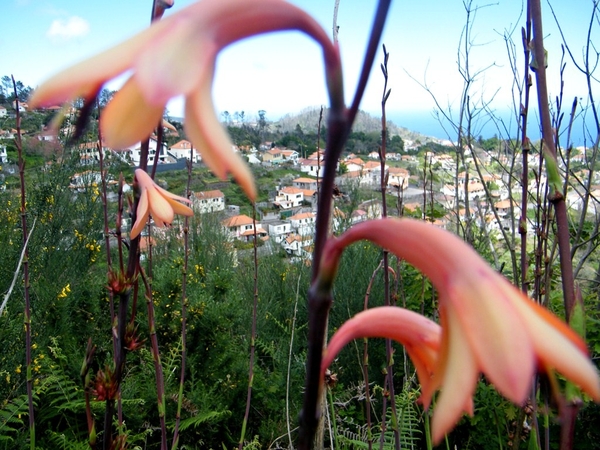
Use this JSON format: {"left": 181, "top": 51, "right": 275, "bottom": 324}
{"left": 192, "top": 190, "right": 225, "bottom": 213}
{"left": 273, "top": 187, "right": 304, "bottom": 209}
{"left": 113, "top": 138, "right": 169, "bottom": 166}
{"left": 222, "top": 214, "right": 267, "bottom": 241}
{"left": 289, "top": 211, "right": 316, "bottom": 236}
{"left": 268, "top": 221, "right": 292, "bottom": 243}
{"left": 169, "top": 140, "right": 201, "bottom": 163}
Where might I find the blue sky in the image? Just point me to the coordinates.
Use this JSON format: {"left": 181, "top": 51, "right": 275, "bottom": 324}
{"left": 3, "top": 0, "right": 596, "bottom": 142}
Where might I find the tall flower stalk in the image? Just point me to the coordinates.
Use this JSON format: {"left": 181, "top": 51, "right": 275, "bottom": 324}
{"left": 529, "top": 0, "right": 576, "bottom": 320}
{"left": 238, "top": 204, "right": 259, "bottom": 449}
{"left": 529, "top": 1, "right": 584, "bottom": 446}
{"left": 13, "top": 75, "right": 35, "bottom": 450}
{"left": 300, "top": 1, "right": 392, "bottom": 448}
{"left": 375, "top": 43, "right": 400, "bottom": 450}
{"left": 172, "top": 151, "right": 193, "bottom": 450}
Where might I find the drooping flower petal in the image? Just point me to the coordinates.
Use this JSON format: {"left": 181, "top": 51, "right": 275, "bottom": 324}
{"left": 322, "top": 307, "right": 441, "bottom": 394}
{"left": 101, "top": 78, "right": 165, "bottom": 149}
{"left": 131, "top": 187, "right": 150, "bottom": 239}
{"left": 442, "top": 267, "right": 534, "bottom": 405}
{"left": 185, "top": 71, "right": 257, "bottom": 200}
{"left": 154, "top": 187, "right": 188, "bottom": 204}
{"left": 130, "top": 169, "right": 193, "bottom": 238}
{"left": 146, "top": 186, "right": 175, "bottom": 224}
{"left": 429, "top": 303, "right": 479, "bottom": 443}
{"left": 506, "top": 287, "right": 600, "bottom": 401}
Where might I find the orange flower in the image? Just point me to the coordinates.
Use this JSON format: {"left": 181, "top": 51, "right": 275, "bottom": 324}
{"left": 320, "top": 218, "right": 600, "bottom": 444}
{"left": 29, "top": 0, "right": 342, "bottom": 202}
{"left": 322, "top": 307, "right": 457, "bottom": 406}
{"left": 131, "top": 169, "right": 193, "bottom": 238}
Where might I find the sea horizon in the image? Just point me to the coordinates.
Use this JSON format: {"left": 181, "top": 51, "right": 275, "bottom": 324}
{"left": 385, "top": 109, "right": 596, "bottom": 149}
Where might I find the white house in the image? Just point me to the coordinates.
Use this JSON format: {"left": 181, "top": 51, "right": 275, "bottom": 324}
{"left": 36, "top": 128, "right": 56, "bottom": 142}
{"left": 69, "top": 171, "right": 108, "bottom": 191}
{"left": 293, "top": 177, "right": 318, "bottom": 191}
{"left": 268, "top": 221, "right": 292, "bottom": 243}
{"left": 358, "top": 199, "right": 383, "bottom": 220}
{"left": 281, "top": 233, "right": 313, "bottom": 257}
{"left": 222, "top": 214, "right": 267, "bottom": 241}
{"left": 273, "top": 187, "right": 304, "bottom": 209}
{"left": 0, "top": 144, "right": 7, "bottom": 163}
{"left": 169, "top": 139, "right": 201, "bottom": 163}
{"left": 437, "top": 154, "right": 456, "bottom": 171}
{"left": 351, "top": 209, "right": 368, "bottom": 224}
{"left": 192, "top": 190, "right": 225, "bottom": 213}
{"left": 387, "top": 167, "right": 409, "bottom": 190}
{"left": 280, "top": 149, "right": 299, "bottom": 163}
{"left": 355, "top": 161, "right": 387, "bottom": 186}
{"left": 113, "top": 137, "right": 170, "bottom": 166}
{"left": 459, "top": 182, "right": 486, "bottom": 201}
{"left": 75, "top": 141, "right": 108, "bottom": 165}
{"left": 298, "top": 158, "right": 326, "bottom": 178}
{"left": 494, "top": 199, "right": 519, "bottom": 218}
{"left": 0, "top": 106, "right": 7, "bottom": 118}
{"left": 289, "top": 211, "right": 316, "bottom": 236}
{"left": 12, "top": 101, "right": 27, "bottom": 113}
{"left": 292, "top": 177, "right": 318, "bottom": 205}
{"left": 344, "top": 157, "right": 365, "bottom": 173}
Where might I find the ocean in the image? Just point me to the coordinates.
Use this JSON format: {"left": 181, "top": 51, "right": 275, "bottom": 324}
{"left": 385, "top": 109, "right": 597, "bottom": 148}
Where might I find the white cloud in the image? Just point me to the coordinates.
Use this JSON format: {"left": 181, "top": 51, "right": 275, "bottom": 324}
{"left": 46, "top": 16, "right": 90, "bottom": 40}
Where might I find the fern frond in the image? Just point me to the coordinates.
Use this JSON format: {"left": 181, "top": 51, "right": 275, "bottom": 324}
{"left": 44, "top": 430, "right": 90, "bottom": 450}
{"left": 0, "top": 394, "right": 31, "bottom": 442}
{"left": 174, "top": 409, "right": 231, "bottom": 432}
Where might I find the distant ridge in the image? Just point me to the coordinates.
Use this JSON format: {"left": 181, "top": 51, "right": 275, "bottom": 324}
{"left": 275, "top": 107, "right": 437, "bottom": 143}
{"left": 171, "top": 107, "right": 440, "bottom": 143}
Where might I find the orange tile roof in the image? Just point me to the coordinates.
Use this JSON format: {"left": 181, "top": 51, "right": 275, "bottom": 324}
{"left": 289, "top": 212, "right": 315, "bottom": 220}
{"left": 222, "top": 214, "right": 254, "bottom": 227}
{"left": 293, "top": 177, "right": 317, "bottom": 183}
{"left": 280, "top": 186, "right": 303, "bottom": 194}
{"left": 194, "top": 190, "right": 224, "bottom": 200}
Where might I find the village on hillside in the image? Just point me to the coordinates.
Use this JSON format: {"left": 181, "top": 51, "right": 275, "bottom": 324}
{"left": 2, "top": 100, "right": 599, "bottom": 263}
{"left": 56, "top": 139, "right": 600, "bottom": 262}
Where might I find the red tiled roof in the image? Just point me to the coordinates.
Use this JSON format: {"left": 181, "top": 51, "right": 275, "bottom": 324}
{"left": 194, "top": 190, "right": 224, "bottom": 200}
{"left": 170, "top": 139, "right": 192, "bottom": 150}
{"left": 222, "top": 214, "right": 254, "bottom": 227}
{"left": 289, "top": 212, "right": 315, "bottom": 220}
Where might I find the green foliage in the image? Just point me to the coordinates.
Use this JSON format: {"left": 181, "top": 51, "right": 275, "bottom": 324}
{"left": 447, "top": 381, "right": 519, "bottom": 449}
{"left": 0, "top": 393, "right": 31, "bottom": 446}
{"left": 332, "top": 385, "right": 423, "bottom": 450}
